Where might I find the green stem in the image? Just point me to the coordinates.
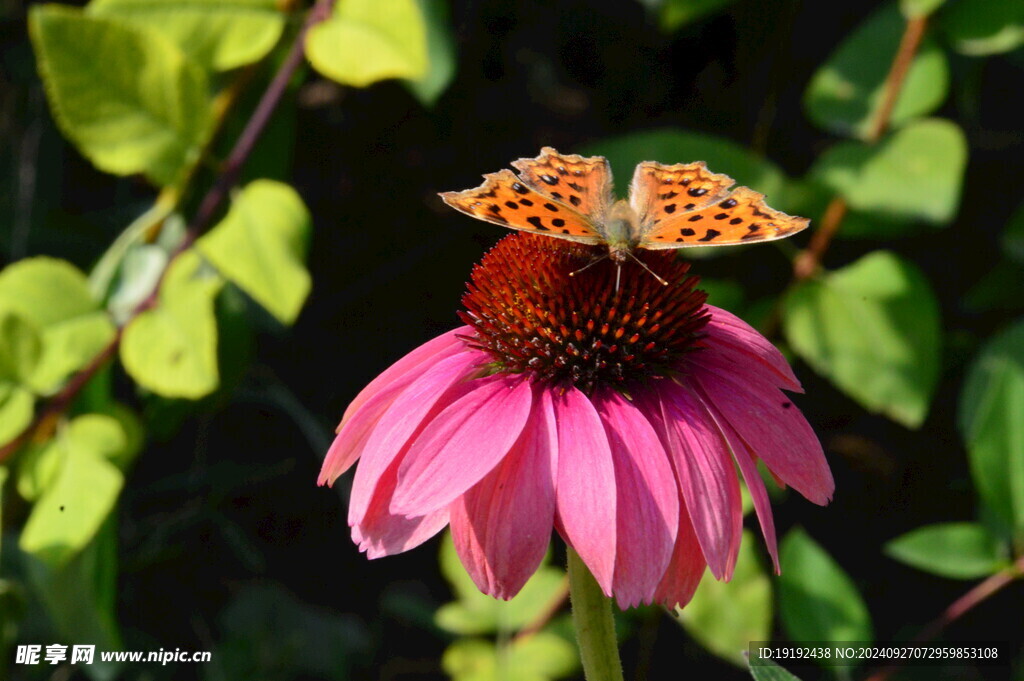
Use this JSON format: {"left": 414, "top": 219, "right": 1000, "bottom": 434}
{"left": 567, "top": 547, "right": 624, "bottom": 681}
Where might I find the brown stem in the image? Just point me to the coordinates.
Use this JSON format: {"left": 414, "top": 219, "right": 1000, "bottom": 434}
{"left": 0, "top": 0, "right": 336, "bottom": 464}
{"left": 512, "top": 576, "right": 570, "bottom": 642}
{"left": 789, "top": 15, "right": 928, "bottom": 283}
{"left": 863, "top": 554, "right": 1024, "bottom": 681}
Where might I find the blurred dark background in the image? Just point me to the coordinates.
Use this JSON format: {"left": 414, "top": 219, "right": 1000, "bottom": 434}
{"left": 2, "top": 0, "right": 1023, "bottom": 679}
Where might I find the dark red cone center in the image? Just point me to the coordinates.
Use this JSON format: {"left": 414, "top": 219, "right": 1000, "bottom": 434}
{"left": 459, "top": 233, "right": 710, "bottom": 392}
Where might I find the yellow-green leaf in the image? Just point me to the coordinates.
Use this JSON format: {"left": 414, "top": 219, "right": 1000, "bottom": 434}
{"left": 306, "top": 0, "right": 428, "bottom": 87}
{"left": 88, "top": 0, "right": 286, "bottom": 71}
{"left": 29, "top": 5, "right": 212, "bottom": 185}
{"left": 120, "top": 251, "right": 223, "bottom": 399}
{"left": 197, "top": 180, "right": 312, "bottom": 325}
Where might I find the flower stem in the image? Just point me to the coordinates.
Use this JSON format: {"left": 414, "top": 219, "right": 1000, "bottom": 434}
{"left": 567, "top": 547, "right": 624, "bottom": 681}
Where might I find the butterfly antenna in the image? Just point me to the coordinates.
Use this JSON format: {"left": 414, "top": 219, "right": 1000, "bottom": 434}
{"left": 615, "top": 263, "right": 621, "bottom": 293}
{"left": 625, "top": 251, "right": 669, "bottom": 286}
{"left": 569, "top": 253, "right": 610, "bottom": 278}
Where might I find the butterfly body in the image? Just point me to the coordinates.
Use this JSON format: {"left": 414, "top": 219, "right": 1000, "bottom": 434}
{"left": 440, "top": 147, "right": 809, "bottom": 270}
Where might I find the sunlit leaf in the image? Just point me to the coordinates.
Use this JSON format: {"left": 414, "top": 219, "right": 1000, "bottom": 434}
{"left": 778, "top": 528, "right": 873, "bottom": 646}
{"left": 900, "top": 0, "right": 946, "bottom": 19}
{"left": 306, "top": 0, "right": 428, "bottom": 87}
{"left": 436, "top": 531, "right": 567, "bottom": 636}
{"left": 197, "top": 180, "right": 312, "bottom": 325}
{"left": 677, "top": 530, "right": 771, "bottom": 666}
{"left": 19, "top": 425, "right": 125, "bottom": 567}
{"left": 0, "top": 313, "right": 41, "bottom": 385}
{"left": 442, "top": 632, "right": 578, "bottom": 681}
{"left": 811, "top": 118, "right": 967, "bottom": 225}
{"left": 783, "top": 251, "right": 941, "bottom": 428}
{"left": 0, "top": 257, "right": 115, "bottom": 394}
{"left": 88, "top": 0, "right": 286, "bottom": 71}
{"left": 885, "top": 522, "right": 1008, "bottom": 579}
{"left": 804, "top": 3, "right": 948, "bottom": 139}
{"left": 0, "top": 384, "right": 34, "bottom": 449}
{"left": 120, "top": 250, "right": 223, "bottom": 399}
{"left": 28, "top": 5, "right": 211, "bottom": 185}
{"left": 405, "top": 0, "right": 456, "bottom": 105}
{"left": 958, "top": 319, "right": 1024, "bottom": 533}
{"left": 939, "top": 0, "right": 1024, "bottom": 56}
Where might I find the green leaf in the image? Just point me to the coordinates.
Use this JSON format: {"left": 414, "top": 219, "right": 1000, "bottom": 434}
{"left": 748, "top": 658, "right": 804, "bottom": 681}
{"left": 0, "top": 257, "right": 115, "bottom": 394}
{"left": 900, "top": 0, "right": 946, "bottom": 19}
{"left": 442, "top": 633, "right": 578, "bottom": 681}
{"left": 963, "top": 261, "right": 1024, "bottom": 314}
{"left": 19, "top": 425, "right": 125, "bottom": 568}
{"left": 0, "top": 313, "right": 42, "bottom": 385}
{"left": 584, "top": 129, "right": 787, "bottom": 202}
{"left": 885, "top": 522, "right": 1008, "bottom": 579}
{"left": 88, "top": 0, "right": 286, "bottom": 71}
{"left": 677, "top": 530, "right": 771, "bottom": 666}
{"left": 0, "top": 384, "right": 34, "bottom": 448}
{"left": 778, "top": 528, "right": 873, "bottom": 646}
{"left": 811, "top": 119, "right": 967, "bottom": 225}
{"left": 958, "top": 319, "right": 1024, "bottom": 532}
{"left": 306, "top": 0, "right": 428, "bottom": 87}
{"left": 698, "top": 278, "right": 745, "bottom": 312}
{"left": 197, "top": 180, "right": 312, "bottom": 325}
{"left": 436, "top": 531, "right": 567, "bottom": 636}
{"left": 106, "top": 244, "right": 167, "bottom": 324}
{"left": 804, "top": 3, "right": 949, "bottom": 139}
{"left": 405, "top": 0, "right": 456, "bottom": 105}
{"left": 22, "top": 521, "right": 124, "bottom": 676}
{"left": 783, "top": 251, "right": 941, "bottom": 428}
{"left": 120, "top": 250, "right": 223, "bottom": 399}
{"left": 939, "top": 0, "right": 1024, "bottom": 56}
{"left": 29, "top": 5, "right": 211, "bottom": 185}
{"left": 1002, "top": 203, "right": 1024, "bottom": 266}
{"left": 657, "top": 0, "right": 739, "bottom": 32}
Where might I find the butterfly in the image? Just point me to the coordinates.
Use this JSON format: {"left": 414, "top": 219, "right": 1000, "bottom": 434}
{"left": 440, "top": 147, "right": 809, "bottom": 285}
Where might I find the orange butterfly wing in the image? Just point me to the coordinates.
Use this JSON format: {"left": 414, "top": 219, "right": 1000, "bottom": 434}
{"left": 510, "top": 147, "right": 613, "bottom": 218}
{"left": 629, "top": 161, "right": 809, "bottom": 248}
{"left": 440, "top": 168, "right": 603, "bottom": 244}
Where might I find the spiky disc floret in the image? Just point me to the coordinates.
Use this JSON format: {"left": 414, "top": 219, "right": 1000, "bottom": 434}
{"left": 459, "top": 234, "right": 710, "bottom": 392}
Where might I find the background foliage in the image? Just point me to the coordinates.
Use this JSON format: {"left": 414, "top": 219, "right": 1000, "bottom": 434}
{"left": 1, "top": 0, "right": 1022, "bottom": 679}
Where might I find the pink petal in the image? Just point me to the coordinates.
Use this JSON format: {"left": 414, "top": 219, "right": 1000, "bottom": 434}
{"left": 348, "top": 351, "right": 483, "bottom": 526}
{"left": 692, "top": 363, "right": 834, "bottom": 506}
{"left": 391, "top": 375, "right": 534, "bottom": 516}
{"left": 689, "top": 391, "right": 781, "bottom": 573}
{"left": 351, "top": 457, "right": 450, "bottom": 558}
{"left": 339, "top": 327, "right": 471, "bottom": 431}
{"left": 320, "top": 385, "right": 400, "bottom": 486}
{"left": 702, "top": 306, "right": 802, "bottom": 392}
{"left": 655, "top": 496, "right": 706, "bottom": 609}
{"left": 594, "top": 390, "right": 679, "bottom": 608}
{"left": 644, "top": 383, "right": 743, "bottom": 581}
{"left": 450, "top": 389, "right": 557, "bottom": 599}
{"left": 553, "top": 386, "right": 617, "bottom": 595}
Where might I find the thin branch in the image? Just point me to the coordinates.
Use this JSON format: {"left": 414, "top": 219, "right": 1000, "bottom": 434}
{"left": 789, "top": 14, "right": 929, "bottom": 283}
{"left": 0, "top": 0, "right": 336, "bottom": 464}
{"left": 863, "top": 554, "right": 1024, "bottom": 681}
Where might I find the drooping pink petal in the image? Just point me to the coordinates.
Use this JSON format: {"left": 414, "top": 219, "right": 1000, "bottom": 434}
{"left": 320, "top": 384, "right": 402, "bottom": 486}
{"left": 348, "top": 351, "right": 483, "bottom": 526}
{"left": 594, "top": 390, "right": 679, "bottom": 608}
{"left": 692, "top": 362, "right": 834, "bottom": 506}
{"left": 688, "top": 389, "right": 781, "bottom": 573}
{"left": 702, "top": 306, "right": 802, "bottom": 392}
{"left": 553, "top": 385, "right": 617, "bottom": 595}
{"left": 642, "top": 382, "right": 742, "bottom": 581}
{"left": 390, "top": 375, "right": 533, "bottom": 516}
{"left": 655, "top": 495, "right": 706, "bottom": 609}
{"left": 339, "top": 327, "right": 471, "bottom": 431}
{"left": 351, "top": 457, "right": 450, "bottom": 558}
{"left": 450, "top": 389, "right": 557, "bottom": 599}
